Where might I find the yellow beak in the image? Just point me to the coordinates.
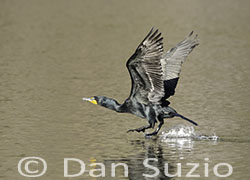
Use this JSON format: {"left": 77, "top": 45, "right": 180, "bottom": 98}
{"left": 82, "top": 97, "right": 97, "bottom": 105}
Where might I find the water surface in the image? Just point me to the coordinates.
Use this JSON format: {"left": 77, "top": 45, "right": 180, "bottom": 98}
{"left": 0, "top": 0, "right": 250, "bottom": 179}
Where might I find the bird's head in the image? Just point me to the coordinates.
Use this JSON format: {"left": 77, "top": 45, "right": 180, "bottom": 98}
{"left": 82, "top": 96, "right": 99, "bottom": 105}
{"left": 83, "top": 96, "right": 122, "bottom": 112}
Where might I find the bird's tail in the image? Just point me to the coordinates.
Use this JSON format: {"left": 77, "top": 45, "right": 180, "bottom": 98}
{"left": 175, "top": 113, "right": 198, "bottom": 126}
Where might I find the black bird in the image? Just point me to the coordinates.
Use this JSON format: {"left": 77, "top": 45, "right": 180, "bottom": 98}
{"left": 83, "top": 28, "right": 199, "bottom": 136}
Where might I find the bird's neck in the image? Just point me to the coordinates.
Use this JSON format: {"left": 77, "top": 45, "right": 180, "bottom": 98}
{"left": 99, "top": 97, "right": 126, "bottom": 113}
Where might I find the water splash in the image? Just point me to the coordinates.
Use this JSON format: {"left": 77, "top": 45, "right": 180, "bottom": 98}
{"left": 160, "top": 124, "right": 219, "bottom": 141}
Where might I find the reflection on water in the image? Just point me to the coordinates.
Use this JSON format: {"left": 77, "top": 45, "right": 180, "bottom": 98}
{"left": 104, "top": 126, "right": 205, "bottom": 180}
{"left": 127, "top": 140, "right": 174, "bottom": 180}
{"left": 104, "top": 138, "right": 195, "bottom": 179}
{"left": 103, "top": 125, "right": 237, "bottom": 179}
{"left": 125, "top": 126, "right": 219, "bottom": 179}
{"left": 104, "top": 139, "right": 176, "bottom": 180}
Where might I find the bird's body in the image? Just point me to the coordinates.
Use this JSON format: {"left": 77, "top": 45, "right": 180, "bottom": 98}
{"left": 83, "top": 28, "right": 199, "bottom": 136}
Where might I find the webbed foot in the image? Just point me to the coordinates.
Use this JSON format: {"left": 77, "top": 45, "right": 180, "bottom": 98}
{"left": 145, "top": 131, "right": 158, "bottom": 137}
{"left": 127, "top": 127, "right": 145, "bottom": 133}
{"left": 127, "top": 124, "right": 151, "bottom": 133}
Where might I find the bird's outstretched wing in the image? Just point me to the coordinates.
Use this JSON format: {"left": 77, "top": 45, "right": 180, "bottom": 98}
{"left": 126, "top": 28, "right": 165, "bottom": 104}
{"left": 161, "top": 31, "right": 199, "bottom": 100}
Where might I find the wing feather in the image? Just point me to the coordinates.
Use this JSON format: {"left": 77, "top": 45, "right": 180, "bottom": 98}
{"left": 126, "top": 28, "right": 165, "bottom": 104}
{"left": 161, "top": 31, "right": 199, "bottom": 100}
{"left": 161, "top": 31, "right": 199, "bottom": 81}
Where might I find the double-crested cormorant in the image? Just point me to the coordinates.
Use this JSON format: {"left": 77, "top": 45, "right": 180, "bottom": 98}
{"left": 83, "top": 28, "right": 199, "bottom": 136}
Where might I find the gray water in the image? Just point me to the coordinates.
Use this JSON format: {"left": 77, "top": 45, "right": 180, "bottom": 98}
{"left": 1, "top": 0, "right": 250, "bottom": 179}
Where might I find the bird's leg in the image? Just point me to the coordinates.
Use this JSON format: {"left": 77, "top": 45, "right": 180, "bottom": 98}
{"left": 145, "top": 118, "right": 164, "bottom": 137}
{"left": 127, "top": 124, "right": 152, "bottom": 133}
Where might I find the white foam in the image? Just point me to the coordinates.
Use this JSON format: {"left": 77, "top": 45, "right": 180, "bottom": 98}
{"left": 160, "top": 124, "right": 219, "bottom": 141}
